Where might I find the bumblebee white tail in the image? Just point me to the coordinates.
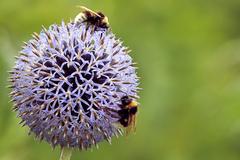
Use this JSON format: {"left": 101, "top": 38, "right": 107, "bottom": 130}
{"left": 74, "top": 12, "right": 85, "bottom": 23}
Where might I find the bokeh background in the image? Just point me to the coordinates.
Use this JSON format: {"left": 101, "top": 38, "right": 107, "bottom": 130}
{"left": 1, "top": 0, "right": 240, "bottom": 160}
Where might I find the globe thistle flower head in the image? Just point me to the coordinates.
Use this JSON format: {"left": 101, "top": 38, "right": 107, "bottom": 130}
{"left": 9, "top": 8, "right": 139, "bottom": 150}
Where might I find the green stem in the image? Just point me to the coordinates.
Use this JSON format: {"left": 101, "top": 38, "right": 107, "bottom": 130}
{"left": 59, "top": 147, "right": 72, "bottom": 160}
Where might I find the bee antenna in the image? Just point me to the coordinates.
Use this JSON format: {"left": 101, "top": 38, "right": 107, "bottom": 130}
{"left": 113, "top": 99, "right": 121, "bottom": 103}
{"left": 76, "top": 5, "right": 102, "bottom": 18}
{"left": 113, "top": 96, "right": 125, "bottom": 103}
{"left": 118, "top": 89, "right": 128, "bottom": 95}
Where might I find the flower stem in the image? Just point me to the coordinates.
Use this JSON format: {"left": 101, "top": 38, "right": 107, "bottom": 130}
{"left": 59, "top": 147, "right": 72, "bottom": 160}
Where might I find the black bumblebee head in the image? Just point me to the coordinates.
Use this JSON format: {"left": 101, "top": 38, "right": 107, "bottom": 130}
{"left": 121, "top": 96, "right": 132, "bottom": 106}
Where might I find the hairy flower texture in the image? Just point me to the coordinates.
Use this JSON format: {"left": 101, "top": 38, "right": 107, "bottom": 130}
{"left": 9, "top": 18, "right": 139, "bottom": 149}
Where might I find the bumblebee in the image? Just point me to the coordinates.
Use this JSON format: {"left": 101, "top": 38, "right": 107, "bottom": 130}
{"left": 75, "top": 6, "right": 109, "bottom": 29}
{"left": 117, "top": 96, "right": 138, "bottom": 134}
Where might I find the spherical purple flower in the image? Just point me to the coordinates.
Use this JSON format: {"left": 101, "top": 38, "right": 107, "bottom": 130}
{"left": 9, "top": 12, "right": 139, "bottom": 150}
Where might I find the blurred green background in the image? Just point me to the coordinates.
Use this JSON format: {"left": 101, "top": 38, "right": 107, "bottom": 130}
{"left": 1, "top": 0, "right": 240, "bottom": 160}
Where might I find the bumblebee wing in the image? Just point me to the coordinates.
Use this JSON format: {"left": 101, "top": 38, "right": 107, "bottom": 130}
{"left": 126, "top": 114, "right": 136, "bottom": 135}
{"left": 77, "top": 6, "right": 101, "bottom": 17}
{"left": 132, "top": 114, "right": 137, "bottom": 133}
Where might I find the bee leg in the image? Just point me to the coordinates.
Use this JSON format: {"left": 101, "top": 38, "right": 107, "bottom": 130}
{"left": 119, "top": 118, "right": 128, "bottom": 127}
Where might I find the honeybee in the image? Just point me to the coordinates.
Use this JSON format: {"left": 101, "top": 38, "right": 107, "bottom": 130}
{"left": 117, "top": 95, "right": 138, "bottom": 134}
{"left": 74, "top": 6, "right": 109, "bottom": 29}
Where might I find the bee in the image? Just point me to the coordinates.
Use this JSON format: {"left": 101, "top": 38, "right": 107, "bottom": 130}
{"left": 74, "top": 6, "right": 109, "bottom": 29}
{"left": 117, "top": 95, "right": 138, "bottom": 134}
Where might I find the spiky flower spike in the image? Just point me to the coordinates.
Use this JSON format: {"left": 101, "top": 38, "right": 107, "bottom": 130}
{"left": 9, "top": 7, "right": 139, "bottom": 150}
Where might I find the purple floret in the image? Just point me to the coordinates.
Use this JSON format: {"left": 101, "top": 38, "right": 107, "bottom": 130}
{"left": 9, "top": 19, "right": 139, "bottom": 149}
